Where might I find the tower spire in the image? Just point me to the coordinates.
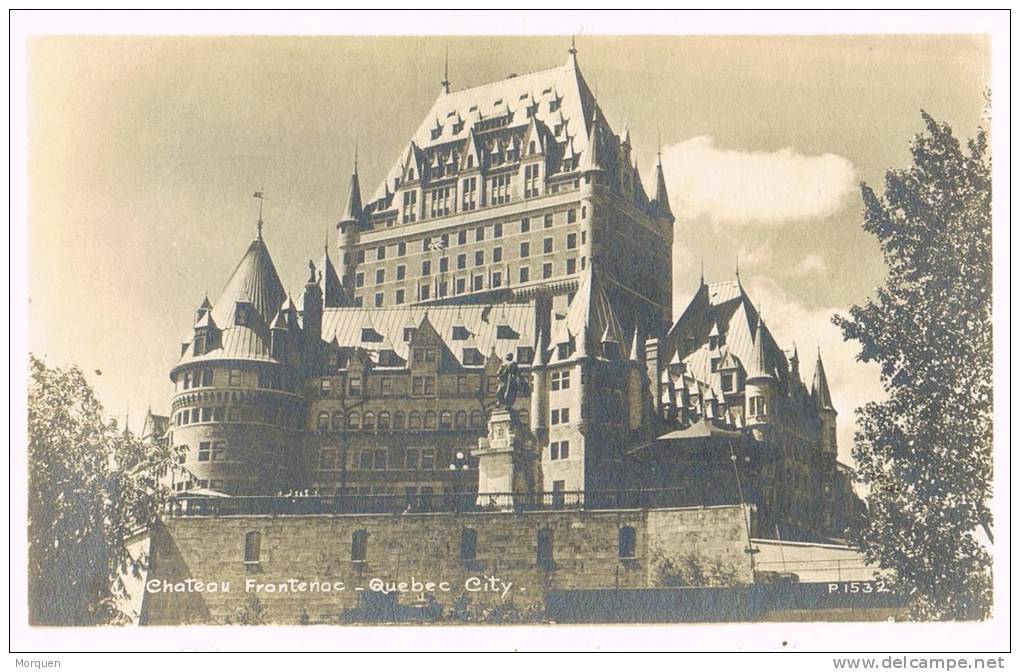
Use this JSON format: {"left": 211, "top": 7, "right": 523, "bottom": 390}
{"left": 569, "top": 34, "right": 577, "bottom": 56}
{"left": 441, "top": 45, "right": 450, "bottom": 94}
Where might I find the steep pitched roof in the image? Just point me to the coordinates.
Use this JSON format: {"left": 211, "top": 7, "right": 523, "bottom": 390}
{"left": 667, "top": 278, "right": 790, "bottom": 391}
{"left": 548, "top": 263, "right": 624, "bottom": 362}
{"left": 319, "top": 245, "right": 346, "bottom": 308}
{"left": 321, "top": 303, "right": 536, "bottom": 366}
{"left": 369, "top": 54, "right": 598, "bottom": 202}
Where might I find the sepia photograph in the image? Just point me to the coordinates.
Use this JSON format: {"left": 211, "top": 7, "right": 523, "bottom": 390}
{"left": 9, "top": 8, "right": 1009, "bottom": 661}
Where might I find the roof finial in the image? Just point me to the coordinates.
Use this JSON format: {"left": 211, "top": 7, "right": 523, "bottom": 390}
{"left": 252, "top": 187, "right": 267, "bottom": 240}
{"left": 353, "top": 136, "right": 359, "bottom": 173}
{"left": 700, "top": 257, "right": 705, "bottom": 286}
{"left": 657, "top": 129, "right": 662, "bottom": 162}
{"left": 441, "top": 45, "right": 450, "bottom": 94}
{"left": 569, "top": 34, "right": 577, "bottom": 56}
{"left": 735, "top": 253, "right": 741, "bottom": 281}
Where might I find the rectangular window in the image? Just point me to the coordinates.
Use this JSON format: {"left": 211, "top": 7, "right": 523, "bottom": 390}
{"left": 537, "top": 528, "right": 554, "bottom": 568}
{"left": 492, "top": 246, "right": 502, "bottom": 263}
{"left": 472, "top": 274, "right": 483, "bottom": 291}
{"left": 421, "top": 448, "right": 435, "bottom": 470}
{"left": 355, "top": 272, "right": 365, "bottom": 288}
{"left": 458, "top": 230, "right": 467, "bottom": 245}
{"left": 402, "top": 190, "right": 417, "bottom": 224}
{"left": 566, "top": 258, "right": 577, "bottom": 274}
{"left": 349, "top": 376, "right": 363, "bottom": 397}
{"left": 490, "top": 174, "right": 511, "bottom": 205}
{"left": 493, "top": 222, "right": 503, "bottom": 238}
{"left": 456, "top": 253, "right": 466, "bottom": 270}
{"left": 351, "top": 530, "right": 368, "bottom": 562}
{"left": 398, "top": 241, "right": 407, "bottom": 256}
{"left": 492, "top": 271, "right": 502, "bottom": 288}
{"left": 519, "top": 266, "right": 530, "bottom": 283}
{"left": 543, "top": 237, "right": 553, "bottom": 254}
{"left": 375, "top": 269, "right": 385, "bottom": 284}
{"left": 544, "top": 213, "right": 553, "bottom": 228}
{"left": 567, "top": 208, "right": 577, "bottom": 223}
{"left": 377, "top": 246, "right": 387, "bottom": 261}
{"left": 198, "top": 442, "right": 210, "bottom": 462}
{"left": 396, "top": 264, "right": 406, "bottom": 281}
{"left": 395, "top": 289, "right": 405, "bottom": 305}
{"left": 457, "top": 375, "right": 468, "bottom": 394}
{"left": 373, "top": 449, "right": 387, "bottom": 470}
{"left": 439, "top": 256, "right": 449, "bottom": 273}
{"left": 721, "top": 372, "right": 734, "bottom": 392}
{"left": 419, "top": 284, "right": 430, "bottom": 300}
{"left": 476, "top": 226, "right": 485, "bottom": 242}
{"left": 474, "top": 250, "right": 484, "bottom": 266}
{"left": 456, "top": 278, "right": 466, "bottom": 294}
{"left": 551, "top": 370, "right": 571, "bottom": 391}
{"left": 524, "top": 163, "right": 540, "bottom": 198}
{"left": 422, "top": 259, "right": 432, "bottom": 276}
{"left": 405, "top": 448, "right": 419, "bottom": 470}
{"left": 711, "top": 357, "right": 721, "bottom": 372}
{"left": 542, "top": 262, "right": 553, "bottom": 279}
{"left": 229, "top": 369, "right": 242, "bottom": 386}
{"left": 566, "top": 232, "right": 577, "bottom": 249}
{"left": 521, "top": 217, "right": 530, "bottom": 233}
{"left": 520, "top": 242, "right": 530, "bottom": 258}
{"left": 461, "top": 177, "right": 477, "bottom": 211}
{"left": 374, "top": 293, "right": 384, "bottom": 307}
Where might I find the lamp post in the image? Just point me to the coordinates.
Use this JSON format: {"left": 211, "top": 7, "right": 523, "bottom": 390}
{"left": 728, "top": 441, "right": 759, "bottom": 576}
{"left": 448, "top": 450, "right": 471, "bottom": 510}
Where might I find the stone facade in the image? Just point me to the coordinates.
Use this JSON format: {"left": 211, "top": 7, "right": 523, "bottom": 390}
{"left": 140, "top": 504, "right": 752, "bottom": 625}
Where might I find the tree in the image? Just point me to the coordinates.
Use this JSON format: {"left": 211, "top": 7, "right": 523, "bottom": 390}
{"left": 27, "top": 355, "right": 177, "bottom": 625}
{"left": 834, "top": 111, "right": 992, "bottom": 620}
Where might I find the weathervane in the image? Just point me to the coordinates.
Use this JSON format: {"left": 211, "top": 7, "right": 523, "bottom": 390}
{"left": 253, "top": 187, "right": 268, "bottom": 239}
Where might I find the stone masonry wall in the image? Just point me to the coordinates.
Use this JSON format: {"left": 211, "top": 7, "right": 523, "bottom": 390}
{"left": 141, "top": 504, "right": 751, "bottom": 625}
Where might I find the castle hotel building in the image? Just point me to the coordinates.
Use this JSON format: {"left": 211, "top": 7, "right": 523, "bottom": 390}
{"left": 159, "top": 47, "right": 860, "bottom": 542}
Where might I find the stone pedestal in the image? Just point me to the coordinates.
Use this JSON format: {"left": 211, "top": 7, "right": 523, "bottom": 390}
{"left": 473, "top": 409, "right": 534, "bottom": 508}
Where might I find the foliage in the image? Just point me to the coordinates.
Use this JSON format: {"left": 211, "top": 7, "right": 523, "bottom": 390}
{"left": 446, "top": 593, "right": 547, "bottom": 624}
{"left": 27, "top": 355, "right": 178, "bottom": 625}
{"left": 225, "top": 595, "right": 271, "bottom": 625}
{"left": 833, "top": 112, "right": 992, "bottom": 620}
{"left": 651, "top": 549, "right": 742, "bottom": 588}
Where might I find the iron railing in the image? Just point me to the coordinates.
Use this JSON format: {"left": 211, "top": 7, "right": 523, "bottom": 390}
{"left": 166, "top": 487, "right": 714, "bottom": 517}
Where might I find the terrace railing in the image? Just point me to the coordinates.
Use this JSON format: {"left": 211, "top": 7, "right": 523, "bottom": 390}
{"left": 165, "top": 487, "right": 708, "bottom": 518}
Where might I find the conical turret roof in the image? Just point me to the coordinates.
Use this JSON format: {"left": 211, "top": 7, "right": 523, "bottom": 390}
{"left": 811, "top": 349, "right": 836, "bottom": 413}
{"left": 211, "top": 237, "right": 286, "bottom": 330}
{"left": 745, "top": 318, "right": 774, "bottom": 383}
{"left": 340, "top": 162, "right": 363, "bottom": 223}
{"left": 548, "top": 263, "right": 623, "bottom": 361}
{"left": 320, "top": 244, "right": 345, "bottom": 307}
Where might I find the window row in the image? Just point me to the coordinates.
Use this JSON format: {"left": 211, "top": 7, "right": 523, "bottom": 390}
{"left": 174, "top": 405, "right": 298, "bottom": 429}
{"left": 314, "top": 409, "right": 491, "bottom": 432}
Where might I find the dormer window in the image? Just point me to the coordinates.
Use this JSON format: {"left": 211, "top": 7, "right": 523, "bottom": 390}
{"left": 709, "top": 335, "right": 719, "bottom": 350}
{"left": 235, "top": 304, "right": 252, "bottom": 327}
{"left": 496, "top": 325, "right": 517, "bottom": 339}
{"left": 452, "top": 325, "right": 470, "bottom": 341}
{"left": 517, "top": 346, "right": 534, "bottom": 364}
{"left": 721, "top": 372, "right": 735, "bottom": 393}
{"left": 403, "top": 327, "right": 416, "bottom": 342}
{"left": 711, "top": 357, "right": 721, "bottom": 372}
{"left": 462, "top": 348, "right": 483, "bottom": 366}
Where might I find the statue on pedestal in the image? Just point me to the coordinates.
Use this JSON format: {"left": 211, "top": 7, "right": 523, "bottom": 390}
{"left": 495, "top": 353, "right": 530, "bottom": 410}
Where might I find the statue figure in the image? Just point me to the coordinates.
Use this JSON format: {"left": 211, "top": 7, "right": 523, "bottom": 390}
{"left": 495, "top": 353, "right": 530, "bottom": 410}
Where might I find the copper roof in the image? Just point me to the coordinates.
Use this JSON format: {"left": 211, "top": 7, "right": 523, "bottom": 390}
{"left": 321, "top": 302, "right": 536, "bottom": 365}
{"left": 548, "top": 263, "right": 625, "bottom": 363}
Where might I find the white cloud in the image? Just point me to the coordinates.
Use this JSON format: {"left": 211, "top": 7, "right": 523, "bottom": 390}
{"left": 659, "top": 136, "right": 857, "bottom": 227}
{"left": 742, "top": 275, "right": 885, "bottom": 467}
{"left": 792, "top": 253, "right": 828, "bottom": 276}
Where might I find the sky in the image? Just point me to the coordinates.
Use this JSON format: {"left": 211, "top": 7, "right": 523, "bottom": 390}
{"left": 26, "top": 34, "right": 989, "bottom": 464}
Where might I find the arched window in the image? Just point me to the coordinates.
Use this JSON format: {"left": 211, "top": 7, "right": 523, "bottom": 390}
{"left": 460, "top": 528, "right": 478, "bottom": 561}
{"left": 618, "top": 526, "right": 637, "bottom": 559}
{"left": 347, "top": 411, "right": 361, "bottom": 430}
{"left": 351, "top": 529, "right": 368, "bottom": 563}
{"left": 440, "top": 410, "right": 453, "bottom": 429}
{"left": 332, "top": 411, "right": 345, "bottom": 430}
{"left": 394, "top": 411, "right": 406, "bottom": 429}
{"left": 529, "top": 140, "right": 536, "bottom": 154}
{"left": 244, "top": 531, "right": 261, "bottom": 564}
{"left": 316, "top": 412, "right": 330, "bottom": 431}
{"left": 470, "top": 410, "right": 484, "bottom": 428}
{"left": 455, "top": 410, "right": 468, "bottom": 429}
{"left": 363, "top": 412, "right": 375, "bottom": 430}
{"left": 424, "top": 411, "right": 437, "bottom": 429}
{"left": 409, "top": 411, "right": 422, "bottom": 429}
{"left": 377, "top": 411, "right": 391, "bottom": 430}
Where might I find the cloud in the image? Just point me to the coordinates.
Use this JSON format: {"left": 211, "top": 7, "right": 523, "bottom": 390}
{"left": 792, "top": 253, "right": 828, "bottom": 276}
{"left": 659, "top": 137, "right": 857, "bottom": 227}
{"left": 742, "top": 275, "right": 885, "bottom": 467}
